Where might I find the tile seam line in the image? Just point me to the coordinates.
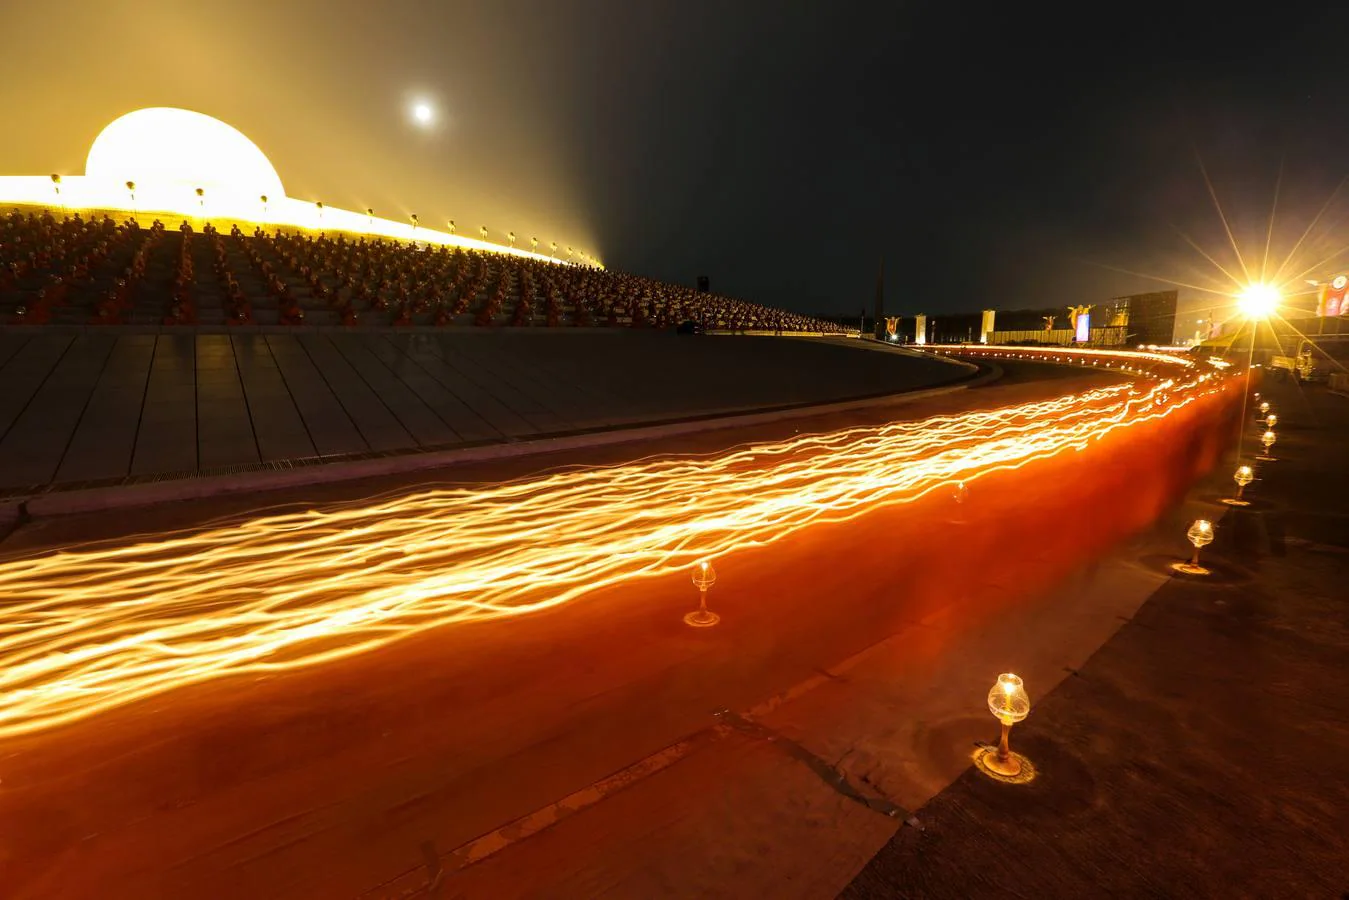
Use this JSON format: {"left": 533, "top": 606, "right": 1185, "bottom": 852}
{"left": 0, "top": 333, "right": 75, "bottom": 446}
{"left": 49, "top": 335, "right": 118, "bottom": 484}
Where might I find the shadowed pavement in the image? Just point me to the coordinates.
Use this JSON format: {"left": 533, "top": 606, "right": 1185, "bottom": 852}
{"left": 842, "top": 377, "right": 1349, "bottom": 899}
{"left": 0, "top": 332, "right": 963, "bottom": 495}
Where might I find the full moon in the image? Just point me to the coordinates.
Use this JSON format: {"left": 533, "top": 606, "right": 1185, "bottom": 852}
{"left": 412, "top": 103, "right": 434, "bottom": 125}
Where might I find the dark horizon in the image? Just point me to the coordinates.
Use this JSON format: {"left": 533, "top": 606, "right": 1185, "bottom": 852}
{"left": 5, "top": 2, "right": 1349, "bottom": 317}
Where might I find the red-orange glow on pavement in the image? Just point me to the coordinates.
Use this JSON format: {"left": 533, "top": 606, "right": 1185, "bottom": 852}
{"left": 0, "top": 352, "right": 1224, "bottom": 739}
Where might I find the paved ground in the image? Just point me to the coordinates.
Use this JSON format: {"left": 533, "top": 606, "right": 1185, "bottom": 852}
{"left": 0, "top": 361, "right": 1091, "bottom": 552}
{"left": 843, "top": 375, "right": 1349, "bottom": 898}
{"left": 2, "top": 363, "right": 1255, "bottom": 900}
{"left": 0, "top": 331, "right": 963, "bottom": 494}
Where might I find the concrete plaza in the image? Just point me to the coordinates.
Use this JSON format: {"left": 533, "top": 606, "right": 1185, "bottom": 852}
{"left": 3, "top": 363, "right": 1239, "bottom": 900}
{"left": 0, "top": 330, "right": 962, "bottom": 495}
{"left": 4, "top": 360, "right": 1332, "bottom": 898}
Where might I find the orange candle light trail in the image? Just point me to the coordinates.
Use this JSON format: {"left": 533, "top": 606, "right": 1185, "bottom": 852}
{"left": 0, "top": 351, "right": 1219, "bottom": 739}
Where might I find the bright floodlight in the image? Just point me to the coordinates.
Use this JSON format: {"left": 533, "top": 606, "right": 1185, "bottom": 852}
{"left": 412, "top": 102, "right": 434, "bottom": 125}
{"left": 1237, "top": 283, "right": 1280, "bottom": 318}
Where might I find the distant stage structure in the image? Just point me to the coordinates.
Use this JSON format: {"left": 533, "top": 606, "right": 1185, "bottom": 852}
{"left": 0, "top": 107, "right": 590, "bottom": 266}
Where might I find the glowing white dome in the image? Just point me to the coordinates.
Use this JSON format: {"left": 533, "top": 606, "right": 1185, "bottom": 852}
{"left": 85, "top": 107, "right": 285, "bottom": 199}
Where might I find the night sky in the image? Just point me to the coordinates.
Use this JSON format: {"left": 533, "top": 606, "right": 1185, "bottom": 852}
{"left": 5, "top": 2, "right": 1349, "bottom": 318}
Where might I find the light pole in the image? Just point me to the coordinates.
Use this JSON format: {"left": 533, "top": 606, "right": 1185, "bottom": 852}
{"left": 1236, "top": 284, "right": 1280, "bottom": 455}
{"left": 685, "top": 559, "right": 720, "bottom": 627}
{"left": 1258, "top": 430, "right": 1277, "bottom": 461}
{"left": 981, "top": 673, "right": 1030, "bottom": 777}
{"left": 1223, "top": 465, "right": 1254, "bottom": 507}
{"left": 1175, "top": 519, "right": 1214, "bottom": 575}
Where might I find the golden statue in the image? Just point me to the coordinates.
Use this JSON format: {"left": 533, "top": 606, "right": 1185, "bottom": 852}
{"left": 885, "top": 316, "right": 900, "bottom": 338}
{"left": 1067, "top": 305, "right": 1091, "bottom": 331}
{"left": 1042, "top": 315, "right": 1056, "bottom": 331}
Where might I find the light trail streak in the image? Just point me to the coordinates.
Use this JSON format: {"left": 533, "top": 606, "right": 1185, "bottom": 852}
{"left": 926, "top": 344, "right": 1194, "bottom": 368}
{"left": 0, "top": 351, "right": 1223, "bottom": 739}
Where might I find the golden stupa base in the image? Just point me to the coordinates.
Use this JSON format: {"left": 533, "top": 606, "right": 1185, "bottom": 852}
{"left": 683, "top": 609, "right": 720, "bottom": 628}
{"left": 1171, "top": 561, "right": 1211, "bottom": 576}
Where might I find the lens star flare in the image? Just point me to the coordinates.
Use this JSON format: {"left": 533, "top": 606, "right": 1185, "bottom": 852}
{"left": 0, "top": 351, "right": 1223, "bottom": 740}
{"left": 1237, "top": 283, "right": 1280, "bottom": 318}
